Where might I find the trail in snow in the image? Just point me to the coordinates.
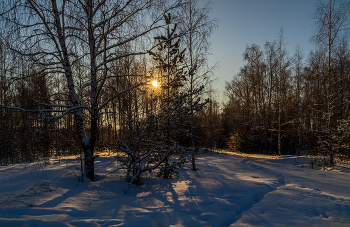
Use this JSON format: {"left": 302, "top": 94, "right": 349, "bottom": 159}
{"left": 227, "top": 158, "right": 287, "bottom": 225}
{"left": 230, "top": 154, "right": 350, "bottom": 227}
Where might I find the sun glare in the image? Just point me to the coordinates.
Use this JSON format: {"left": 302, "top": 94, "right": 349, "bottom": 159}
{"left": 152, "top": 80, "right": 158, "bottom": 87}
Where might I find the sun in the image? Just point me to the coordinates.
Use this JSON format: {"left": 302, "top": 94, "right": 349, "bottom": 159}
{"left": 152, "top": 80, "right": 158, "bottom": 87}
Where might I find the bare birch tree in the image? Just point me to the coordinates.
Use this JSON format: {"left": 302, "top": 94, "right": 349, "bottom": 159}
{"left": 293, "top": 45, "right": 305, "bottom": 155}
{"left": 177, "top": 0, "right": 217, "bottom": 170}
{"left": 276, "top": 29, "right": 292, "bottom": 156}
{"left": 312, "top": 0, "right": 350, "bottom": 166}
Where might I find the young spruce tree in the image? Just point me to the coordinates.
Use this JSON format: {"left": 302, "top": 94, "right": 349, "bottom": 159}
{"left": 150, "top": 13, "right": 208, "bottom": 178}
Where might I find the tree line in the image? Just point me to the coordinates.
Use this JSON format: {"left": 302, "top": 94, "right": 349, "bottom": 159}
{"left": 220, "top": 0, "right": 350, "bottom": 167}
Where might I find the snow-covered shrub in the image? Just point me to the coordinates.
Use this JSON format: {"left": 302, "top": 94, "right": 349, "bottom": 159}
{"left": 112, "top": 115, "right": 171, "bottom": 188}
{"left": 227, "top": 132, "right": 242, "bottom": 153}
{"left": 333, "top": 119, "right": 350, "bottom": 162}
{"left": 315, "top": 130, "right": 335, "bottom": 167}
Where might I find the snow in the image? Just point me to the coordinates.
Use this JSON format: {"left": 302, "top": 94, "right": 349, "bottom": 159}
{"left": 1, "top": 152, "right": 350, "bottom": 226}
{"left": 149, "top": 212, "right": 170, "bottom": 227}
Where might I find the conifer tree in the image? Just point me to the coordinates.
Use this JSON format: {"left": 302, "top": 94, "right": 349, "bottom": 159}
{"left": 150, "top": 13, "right": 208, "bottom": 178}
{"left": 149, "top": 13, "right": 186, "bottom": 179}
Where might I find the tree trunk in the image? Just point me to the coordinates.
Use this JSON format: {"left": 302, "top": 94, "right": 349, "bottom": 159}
{"left": 84, "top": 146, "right": 95, "bottom": 181}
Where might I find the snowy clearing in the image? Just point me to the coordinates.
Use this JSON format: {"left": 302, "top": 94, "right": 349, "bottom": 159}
{"left": 1, "top": 152, "right": 350, "bottom": 227}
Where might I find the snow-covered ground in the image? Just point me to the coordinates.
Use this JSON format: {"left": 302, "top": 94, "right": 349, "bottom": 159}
{"left": 1, "top": 151, "right": 350, "bottom": 227}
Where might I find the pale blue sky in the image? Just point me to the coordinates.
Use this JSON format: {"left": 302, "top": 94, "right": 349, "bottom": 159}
{"left": 208, "top": 0, "right": 320, "bottom": 101}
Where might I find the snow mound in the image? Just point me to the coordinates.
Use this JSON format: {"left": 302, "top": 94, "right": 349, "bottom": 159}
{"left": 121, "top": 213, "right": 157, "bottom": 227}
{"left": 149, "top": 212, "right": 170, "bottom": 227}
{"left": 124, "top": 212, "right": 137, "bottom": 220}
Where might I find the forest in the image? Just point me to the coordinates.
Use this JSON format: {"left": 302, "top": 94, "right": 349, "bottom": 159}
{"left": 1, "top": 0, "right": 350, "bottom": 226}
{"left": 0, "top": 0, "right": 350, "bottom": 182}
{"left": 222, "top": 0, "right": 350, "bottom": 167}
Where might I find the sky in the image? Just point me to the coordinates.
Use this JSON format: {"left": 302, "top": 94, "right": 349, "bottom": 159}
{"left": 207, "top": 0, "right": 320, "bottom": 102}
